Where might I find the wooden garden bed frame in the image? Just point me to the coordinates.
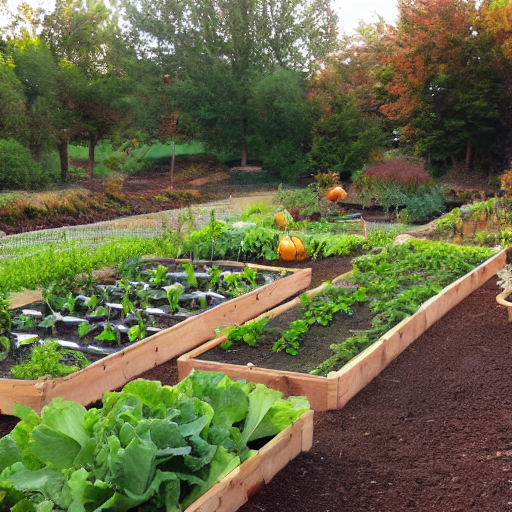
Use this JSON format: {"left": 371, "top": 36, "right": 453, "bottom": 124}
{"left": 0, "top": 260, "right": 311, "bottom": 415}
{"left": 178, "top": 249, "right": 507, "bottom": 411}
{"left": 184, "top": 409, "right": 313, "bottom": 512}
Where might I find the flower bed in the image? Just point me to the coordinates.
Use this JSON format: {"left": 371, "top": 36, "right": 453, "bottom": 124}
{"left": 178, "top": 245, "right": 507, "bottom": 410}
{"left": 0, "top": 259, "right": 311, "bottom": 414}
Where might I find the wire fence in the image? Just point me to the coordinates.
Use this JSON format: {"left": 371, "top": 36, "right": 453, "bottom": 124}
{"left": 0, "top": 200, "right": 235, "bottom": 259}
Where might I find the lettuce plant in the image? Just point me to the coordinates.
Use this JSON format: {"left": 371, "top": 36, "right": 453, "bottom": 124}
{"left": 0, "top": 371, "right": 309, "bottom": 512}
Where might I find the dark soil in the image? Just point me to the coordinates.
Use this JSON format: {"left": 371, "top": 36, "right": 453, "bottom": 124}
{"left": 198, "top": 300, "right": 373, "bottom": 374}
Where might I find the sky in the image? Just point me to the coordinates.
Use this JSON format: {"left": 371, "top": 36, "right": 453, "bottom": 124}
{"left": 3, "top": 0, "right": 399, "bottom": 34}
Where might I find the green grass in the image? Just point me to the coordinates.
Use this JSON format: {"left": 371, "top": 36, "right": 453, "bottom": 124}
{"left": 0, "top": 237, "right": 180, "bottom": 295}
{"left": 143, "top": 141, "right": 206, "bottom": 161}
{"left": 68, "top": 141, "right": 206, "bottom": 164}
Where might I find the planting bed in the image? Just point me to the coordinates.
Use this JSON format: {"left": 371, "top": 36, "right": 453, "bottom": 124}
{"left": 178, "top": 247, "right": 507, "bottom": 410}
{"left": 0, "top": 259, "right": 311, "bottom": 414}
{"left": 0, "top": 371, "right": 313, "bottom": 512}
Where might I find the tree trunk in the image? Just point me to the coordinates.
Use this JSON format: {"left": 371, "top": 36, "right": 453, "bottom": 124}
{"left": 88, "top": 136, "right": 97, "bottom": 179}
{"left": 241, "top": 143, "right": 248, "bottom": 167}
{"left": 465, "top": 141, "right": 472, "bottom": 172}
{"left": 240, "top": 117, "right": 248, "bottom": 167}
{"left": 30, "top": 144, "right": 43, "bottom": 163}
{"left": 57, "top": 140, "right": 69, "bottom": 183}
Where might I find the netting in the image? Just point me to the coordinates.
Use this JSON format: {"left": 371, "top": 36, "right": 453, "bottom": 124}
{"left": 0, "top": 202, "right": 232, "bottom": 258}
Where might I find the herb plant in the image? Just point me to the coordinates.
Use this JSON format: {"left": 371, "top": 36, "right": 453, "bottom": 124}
{"left": 10, "top": 341, "right": 90, "bottom": 379}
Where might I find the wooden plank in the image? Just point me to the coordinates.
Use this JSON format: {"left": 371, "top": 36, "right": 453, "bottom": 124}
{"left": 7, "top": 290, "right": 43, "bottom": 310}
{"left": 183, "top": 410, "right": 313, "bottom": 512}
{"left": 0, "top": 378, "right": 46, "bottom": 415}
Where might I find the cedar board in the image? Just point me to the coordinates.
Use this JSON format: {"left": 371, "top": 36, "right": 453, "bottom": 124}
{"left": 184, "top": 409, "right": 313, "bottom": 512}
{"left": 0, "top": 261, "right": 311, "bottom": 415}
{"left": 178, "top": 249, "right": 507, "bottom": 411}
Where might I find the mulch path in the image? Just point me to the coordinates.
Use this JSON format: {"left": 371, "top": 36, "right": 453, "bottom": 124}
{"left": 0, "top": 261, "right": 510, "bottom": 512}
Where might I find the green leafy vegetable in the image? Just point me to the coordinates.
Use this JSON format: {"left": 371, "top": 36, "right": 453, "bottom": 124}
{"left": 0, "top": 371, "right": 309, "bottom": 511}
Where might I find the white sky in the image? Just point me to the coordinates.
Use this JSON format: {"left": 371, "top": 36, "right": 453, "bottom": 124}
{"left": 334, "top": 0, "right": 398, "bottom": 34}
{"left": 3, "top": 0, "right": 399, "bottom": 34}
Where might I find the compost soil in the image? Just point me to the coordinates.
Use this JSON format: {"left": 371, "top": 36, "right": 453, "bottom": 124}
{"left": 0, "top": 265, "right": 510, "bottom": 511}
{"left": 197, "top": 299, "right": 373, "bottom": 374}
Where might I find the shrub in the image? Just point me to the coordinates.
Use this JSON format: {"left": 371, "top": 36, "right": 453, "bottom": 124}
{"left": 0, "top": 139, "right": 38, "bottom": 191}
{"left": 263, "top": 141, "right": 312, "bottom": 183}
{"left": 363, "top": 158, "right": 431, "bottom": 184}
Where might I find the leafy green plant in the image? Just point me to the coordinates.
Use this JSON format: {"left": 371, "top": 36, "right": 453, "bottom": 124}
{"left": 127, "top": 311, "right": 147, "bottom": 342}
{"left": 0, "top": 336, "right": 10, "bottom": 361}
{"left": 310, "top": 334, "right": 372, "bottom": 376}
{"left": 272, "top": 319, "right": 308, "bottom": 355}
{"left": 166, "top": 283, "right": 184, "bottom": 313}
{"left": 10, "top": 341, "right": 90, "bottom": 379}
{"left": 220, "top": 318, "right": 270, "bottom": 350}
{"left": 0, "top": 372, "right": 309, "bottom": 511}
{"left": 208, "top": 266, "right": 222, "bottom": 289}
{"left": 95, "top": 322, "right": 118, "bottom": 343}
{"left": 183, "top": 261, "right": 198, "bottom": 287}
{"left": 0, "top": 295, "right": 11, "bottom": 335}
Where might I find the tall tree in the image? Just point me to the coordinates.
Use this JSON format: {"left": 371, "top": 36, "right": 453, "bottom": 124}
{"left": 382, "top": 0, "right": 511, "bottom": 172}
{"left": 307, "top": 62, "right": 386, "bottom": 179}
{"left": 124, "top": 0, "right": 338, "bottom": 166}
{"left": 9, "top": 37, "right": 59, "bottom": 161}
{"left": 0, "top": 52, "right": 27, "bottom": 140}
{"left": 40, "top": 0, "right": 136, "bottom": 180}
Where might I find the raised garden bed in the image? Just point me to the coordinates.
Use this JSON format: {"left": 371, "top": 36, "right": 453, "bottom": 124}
{"left": 178, "top": 247, "right": 507, "bottom": 410}
{"left": 0, "top": 371, "right": 313, "bottom": 512}
{"left": 0, "top": 259, "right": 311, "bottom": 414}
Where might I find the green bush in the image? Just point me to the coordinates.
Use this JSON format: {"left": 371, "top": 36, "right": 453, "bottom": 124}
{"left": 263, "top": 141, "right": 312, "bottom": 182}
{"left": 0, "top": 139, "right": 39, "bottom": 191}
{"left": 400, "top": 187, "right": 445, "bottom": 223}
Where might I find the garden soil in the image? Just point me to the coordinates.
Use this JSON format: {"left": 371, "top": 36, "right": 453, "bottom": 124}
{"left": 0, "top": 259, "right": 510, "bottom": 512}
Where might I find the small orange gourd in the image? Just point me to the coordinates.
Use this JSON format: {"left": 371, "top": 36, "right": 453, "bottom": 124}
{"left": 275, "top": 211, "right": 287, "bottom": 230}
{"left": 278, "top": 236, "right": 307, "bottom": 261}
{"left": 326, "top": 186, "right": 347, "bottom": 202}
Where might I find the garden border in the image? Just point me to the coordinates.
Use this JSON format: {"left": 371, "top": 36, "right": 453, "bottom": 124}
{"left": 0, "top": 260, "right": 311, "bottom": 415}
{"left": 184, "top": 409, "right": 313, "bottom": 512}
{"left": 178, "top": 249, "right": 507, "bottom": 410}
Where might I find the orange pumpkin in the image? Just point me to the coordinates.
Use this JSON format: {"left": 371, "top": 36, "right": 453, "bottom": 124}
{"left": 326, "top": 186, "right": 347, "bottom": 202}
{"left": 278, "top": 236, "right": 307, "bottom": 261}
{"left": 275, "top": 211, "right": 287, "bottom": 230}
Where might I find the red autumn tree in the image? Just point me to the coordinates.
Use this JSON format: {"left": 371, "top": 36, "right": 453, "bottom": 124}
{"left": 382, "top": 0, "right": 512, "bottom": 173}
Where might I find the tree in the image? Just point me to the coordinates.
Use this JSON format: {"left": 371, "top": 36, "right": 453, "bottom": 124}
{"left": 381, "top": 0, "right": 512, "bottom": 172}
{"left": 9, "top": 37, "right": 59, "bottom": 161}
{"left": 40, "top": 0, "right": 137, "bottom": 180}
{"left": 124, "top": 0, "right": 338, "bottom": 166}
{"left": 0, "top": 52, "right": 27, "bottom": 140}
{"left": 251, "top": 68, "right": 316, "bottom": 181}
{"left": 76, "top": 76, "right": 140, "bottom": 177}
{"left": 307, "top": 63, "right": 386, "bottom": 179}
{"left": 42, "top": 0, "right": 123, "bottom": 77}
